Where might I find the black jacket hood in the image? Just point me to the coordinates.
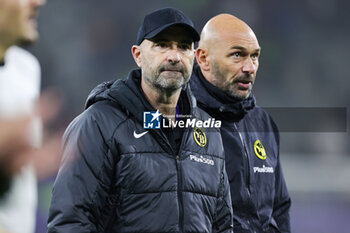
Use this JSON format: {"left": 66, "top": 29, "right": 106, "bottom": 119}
{"left": 85, "top": 68, "right": 197, "bottom": 123}
{"left": 190, "top": 63, "right": 256, "bottom": 121}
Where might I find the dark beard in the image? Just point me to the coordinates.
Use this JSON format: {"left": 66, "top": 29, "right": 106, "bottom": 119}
{"left": 211, "top": 61, "right": 252, "bottom": 100}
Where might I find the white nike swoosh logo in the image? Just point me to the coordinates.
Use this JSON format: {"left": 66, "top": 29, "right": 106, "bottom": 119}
{"left": 133, "top": 130, "right": 149, "bottom": 139}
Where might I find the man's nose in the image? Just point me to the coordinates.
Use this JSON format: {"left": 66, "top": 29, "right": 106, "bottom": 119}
{"left": 242, "top": 58, "right": 256, "bottom": 74}
{"left": 167, "top": 48, "right": 181, "bottom": 64}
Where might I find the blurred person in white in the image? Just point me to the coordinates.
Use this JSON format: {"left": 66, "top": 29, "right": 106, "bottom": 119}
{"left": 0, "top": 0, "right": 61, "bottom": 233}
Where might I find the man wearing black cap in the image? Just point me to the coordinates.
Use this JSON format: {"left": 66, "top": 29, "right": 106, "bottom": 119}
{"left": 48, "top": 8, "right": 233, "bottom": 233}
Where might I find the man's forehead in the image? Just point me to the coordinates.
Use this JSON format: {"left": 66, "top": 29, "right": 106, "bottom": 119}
{"left": 221, "top": 31, "right": 260, "bottom": 50}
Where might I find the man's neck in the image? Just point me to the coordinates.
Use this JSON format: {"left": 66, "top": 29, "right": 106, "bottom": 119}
{"left": 141, "top": 79, "right": 181, "bottom": 123}
{"left": 201, "top": 69, "right": 217, "bottom": 87}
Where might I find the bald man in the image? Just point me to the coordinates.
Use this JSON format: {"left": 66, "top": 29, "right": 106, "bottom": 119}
{"left": 190, "top": 14, "right": 291, "bottom": 233}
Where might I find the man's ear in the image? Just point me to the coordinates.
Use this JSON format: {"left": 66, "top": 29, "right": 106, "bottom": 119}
{"left": 131, "top": 45, "right": 142, "bottom": 68}
{"left": 195, "top": 47, "right": 210, "bottom": 71}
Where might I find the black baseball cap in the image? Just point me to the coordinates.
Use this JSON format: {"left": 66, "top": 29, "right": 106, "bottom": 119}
{"left": 136, "top": 7, "right": 200, "bottom": 45}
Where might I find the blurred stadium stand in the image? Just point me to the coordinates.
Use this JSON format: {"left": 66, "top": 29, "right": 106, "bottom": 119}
{"left": 29, "top": 0, "right": 350, "bottom": 232}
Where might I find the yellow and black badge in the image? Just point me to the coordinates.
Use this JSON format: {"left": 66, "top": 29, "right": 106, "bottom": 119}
{"left": 254, "top": 139, "right": 266, "bottom": 160}
{"left": 193, "top": 127, "right": 207, "bottom": 147}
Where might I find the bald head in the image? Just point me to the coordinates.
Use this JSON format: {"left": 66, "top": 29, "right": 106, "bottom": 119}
{"left": 199, "top": 14, "right": 257, "bottom": 50}
{"left": 196, "top": 14, "right": 260, "bottom": 100}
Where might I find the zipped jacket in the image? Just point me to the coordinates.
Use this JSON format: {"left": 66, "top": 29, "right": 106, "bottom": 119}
{"left": 190, "top": 64, "right": 291, "bottom": 233}
{"left": 47, "top": 69, "right": 233, "bottom": 233}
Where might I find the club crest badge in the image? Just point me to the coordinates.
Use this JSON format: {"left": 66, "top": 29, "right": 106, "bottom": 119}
{"left": 254, "top": 139, "right": 266, "bottom": 160}
{"left": 193, "top": 127, "right": 207, "bottom": 147}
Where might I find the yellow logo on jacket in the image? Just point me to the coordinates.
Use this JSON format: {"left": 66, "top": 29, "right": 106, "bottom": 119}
{"left": 254, "top": 139, "right": 266, "bottom": 160}
{"left": 193, "top": 127, "right": 207, "bottom": 147}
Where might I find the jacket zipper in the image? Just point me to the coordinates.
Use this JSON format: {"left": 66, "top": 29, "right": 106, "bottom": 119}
{"left": 151, "top": 127, "right": 175, "bottom": 154}
{"left": 176, "top": 127, "right": 189, "bottom": 233}
{"left": 155, "top": 122, "right": 186, "bottom": 232}
{"left": 233, "top": 123, "right": 251, "bottom": 197}
{"left": 174, "top": 89, "right": 193, "bottom": 233}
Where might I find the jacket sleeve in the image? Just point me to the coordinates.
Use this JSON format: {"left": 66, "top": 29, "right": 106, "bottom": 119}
{"left": 213, "top": 162, "right": 234, "bottom": 233}
{"left": 47, "top": 112, "right": 116, "bottom": 233}
{"left": 272, "top": 129, "right": 291, "bottom": 233}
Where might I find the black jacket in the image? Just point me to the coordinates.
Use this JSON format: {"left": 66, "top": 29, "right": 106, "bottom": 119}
{"left": 190, "top": 64, "right": 291, "bottom": 233}
{"left": 48, "top": 69, "right": 233, "bottom": 233}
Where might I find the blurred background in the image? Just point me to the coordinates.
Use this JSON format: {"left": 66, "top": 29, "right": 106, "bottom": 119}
{"left": 29, "top": 0, "right": 350, "bottom": 232}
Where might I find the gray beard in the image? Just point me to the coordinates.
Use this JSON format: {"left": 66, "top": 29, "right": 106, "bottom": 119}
{"left": 153, "top": 77, "right": 186, "bottom": 96}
